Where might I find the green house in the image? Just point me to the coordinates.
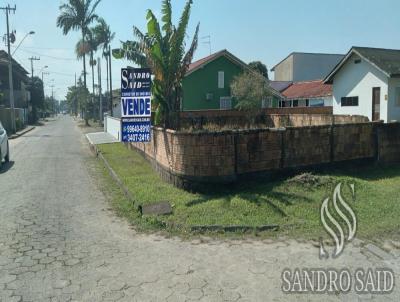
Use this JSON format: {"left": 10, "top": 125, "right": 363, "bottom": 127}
{"left": 182, "top": 50, "right": 282, "bottom": 111}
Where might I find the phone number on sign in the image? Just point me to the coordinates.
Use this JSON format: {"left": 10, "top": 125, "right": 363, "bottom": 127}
{"left": 123, "top": 124, "right": 151, "bottom": 133}
{"left": 124, "top": 133, "right": 151, "bottom": 142}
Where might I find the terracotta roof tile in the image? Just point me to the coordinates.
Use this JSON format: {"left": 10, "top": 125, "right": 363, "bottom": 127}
{"left": 281, "top": 80, "right": 332, "bottom": 99}
{"left": 187, "top": 50, "right": 225, "bottom": 74}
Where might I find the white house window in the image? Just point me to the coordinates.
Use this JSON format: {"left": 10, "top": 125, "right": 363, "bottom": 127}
{"left": 341, "top": 96, "right": 359, "bottom": 106}
{"left": 262, "top": 96, "right": 273, "bottom": 108}
{"left": 298, "top": 99, "right": 308, "bottom": 107}
{"left": 309, "top": 99, "right": 325, "bottom": 107}
{"left": 218, "top": 71, "right": 225, "bottom": 89}
{"left": 220, "top": 97, "right": 232, "bottom": 109}
{"left": 395, "top": 88, "right": 400, "bottom": 106}
{"left": 279, "top": 100, "right": 292, "bottom": 108}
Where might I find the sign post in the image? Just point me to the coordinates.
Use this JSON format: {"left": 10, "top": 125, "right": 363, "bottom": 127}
{"left": 120, "top": 68, "right": 152, "bottom": 143}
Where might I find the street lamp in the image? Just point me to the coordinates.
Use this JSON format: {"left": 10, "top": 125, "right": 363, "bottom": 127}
{"left": 12, "top": 30, "right": 34, "bottom": 55}
{"left": 40, "top": 66, "right": 48, "bottom": 82}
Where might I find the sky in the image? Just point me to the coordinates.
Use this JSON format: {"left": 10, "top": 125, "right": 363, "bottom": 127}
{"left": 1, "top": 0, "right": 400, "bottom": 100}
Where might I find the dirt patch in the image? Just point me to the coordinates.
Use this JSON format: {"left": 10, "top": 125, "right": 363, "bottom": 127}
{"left": 287, "top": 172, "right": 333, "bottom": 188}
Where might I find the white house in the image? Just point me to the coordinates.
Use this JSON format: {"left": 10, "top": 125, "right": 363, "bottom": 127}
{"left": 324, "top": 47, "right": 400, "bottom": 122}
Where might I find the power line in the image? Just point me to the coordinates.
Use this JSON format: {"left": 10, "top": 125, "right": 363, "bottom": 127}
{"left": 15, "top": 48, "right": 76, "bottom": 61}
{"left": 14, "top": 46, "right": 73, "bottom": 51}
{"left": 47, "top": 70, "right": 76, "bottom": 77}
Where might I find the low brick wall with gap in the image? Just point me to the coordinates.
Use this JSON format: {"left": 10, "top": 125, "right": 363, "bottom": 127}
{"left": 129, "top": 121, "right": 400, "bottom": 189}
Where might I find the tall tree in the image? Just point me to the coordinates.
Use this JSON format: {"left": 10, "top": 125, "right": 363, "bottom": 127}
{"left": 76, "top": 28, "right": 101, "bottom": 120}
{"left": 66, "top": 79, "right": 90, "bottom": 119}
{"left": 57, "top": 0, "right": 101, "bottom": 91}
{"left": 28, "top": 76, "right": 45, "bottom": 123}
{"left": 93, "top": 18, "right": 115, "bottom": 115}
{"left": 248, "top": 61, "right": 269, "bottom": 79}
{"left": 113, "top": 0, "right": 200, "bottom": 129}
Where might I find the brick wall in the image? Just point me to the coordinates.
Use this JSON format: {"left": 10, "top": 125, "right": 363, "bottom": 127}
{"left": 180, "top": 108, "right": 368, "bottom": 129}
{"left": 377, "top": 123, "right": 400, "bottom": 163}
{"left": 129, "top": 121, "right": 400, "bottom": 189}
{"left": 283, "top": 126, "right": 331, "bottom": 168}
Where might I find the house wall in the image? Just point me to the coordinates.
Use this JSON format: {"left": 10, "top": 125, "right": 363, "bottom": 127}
{"left": 105, "top": 115, "right": 121, "bottom": 141}
{"left": 182, "top": 56, "right": 244, "bottom": 111}
{"left": 387, "top": 78, "right": 400, "bottom": 122}
{"left": 332, "top": 54, "right": 388, "bottom": 122}
{"left": 273, "top": 55, "right": 294, "bottom": 81}
{"left": 293, "top": 53, "right": 344, "bottom": 82}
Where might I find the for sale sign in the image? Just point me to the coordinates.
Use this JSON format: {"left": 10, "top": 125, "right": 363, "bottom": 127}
{"left": 120, "top": 68, "right": 152, "bottom": 143}
{"left": 121, "top": 117, "right": 151, "bottom": 143}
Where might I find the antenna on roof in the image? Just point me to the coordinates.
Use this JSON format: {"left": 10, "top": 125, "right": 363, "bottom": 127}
{"left": 201, "top": 35, "right": 211, "bottom": 55}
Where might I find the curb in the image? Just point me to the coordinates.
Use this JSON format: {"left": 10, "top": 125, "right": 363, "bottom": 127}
{"left": 86, "top": 137, "right": 280, "bottom": 234}
{"left": 190, "top": 224, "right": 279, "bottom": 234}
{"left": 9, "top": 126, "right": 36, "bottom": 140}
{"left": 85, "top": 136, "right": 138, "bottom": 210}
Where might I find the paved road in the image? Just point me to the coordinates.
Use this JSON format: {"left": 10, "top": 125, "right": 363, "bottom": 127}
{"left": 0, "top": 116, "right": 399, "bottom": 302}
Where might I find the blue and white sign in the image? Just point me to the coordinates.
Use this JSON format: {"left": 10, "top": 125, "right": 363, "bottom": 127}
{"left": 121, "top": 68, "right": 152, "bottom": 143}
{"left": 121, "top": 117, "right": 151, "bottom": 142}
{"left": 121, "top": 68, "right": 151, "bottom": 97}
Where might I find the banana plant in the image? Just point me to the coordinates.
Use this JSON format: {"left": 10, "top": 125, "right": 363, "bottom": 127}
{"left": 113, "top": 0, "right": 200, "bottom": 129}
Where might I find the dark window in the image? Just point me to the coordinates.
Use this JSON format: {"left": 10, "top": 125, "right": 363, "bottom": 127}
{"left": 341, "top": 96, "right": 359, "bottom": 106}
{"left": 292, "top": 100, "right": 298, "bottom": 107}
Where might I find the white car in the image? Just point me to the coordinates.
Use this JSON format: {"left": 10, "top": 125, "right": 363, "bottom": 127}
{"left": 0, "top": 121, "right": 10, "bottom": 168}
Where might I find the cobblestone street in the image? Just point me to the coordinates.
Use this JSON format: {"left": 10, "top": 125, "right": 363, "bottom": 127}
{"left": 0, "top": 117, "right": 399, "bottom": 301}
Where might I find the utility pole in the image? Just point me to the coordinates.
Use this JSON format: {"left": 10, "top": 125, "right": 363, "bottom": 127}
{"left": 50, "top": 84, "right": 55, "bottom": 116}
{"left": 97, "top": 58, "right": 103, "bottom": 124}
{"left": 42, "top": 71, "right": 49, "bottom": 83}
{"left": 29, "top": 56, "right": 40, "bottom": 78}
{"left": 108, "top": 45, "right": 113, "bottom": 117}
{"left": 74, "top": 73, "right": 77, "bottom": 116}
{"left": 1, "top": 4, "right": 17, "bottom": 133}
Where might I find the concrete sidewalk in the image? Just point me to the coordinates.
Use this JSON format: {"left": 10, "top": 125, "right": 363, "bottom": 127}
{"left": 8, "top": 125, "right": 35, "bottom": 140}
{"left": 86, "top": 131, "right": 119, "bottom": 145}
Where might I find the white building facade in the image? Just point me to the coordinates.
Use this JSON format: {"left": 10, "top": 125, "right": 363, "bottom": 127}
{"left": 325, "top": 47, "right": 400, "bottom": 123}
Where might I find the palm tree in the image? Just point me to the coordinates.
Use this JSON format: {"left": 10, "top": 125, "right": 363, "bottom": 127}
{"left": 113, "top": 0, "right": 200, "bottom": 129}
{"left": 57, "top": 0, "right": 101, "bottom": 91}
{"left": 75, "top": 30, "right": 100, "bottom": 120}
{"left": 93, "top": 18, "right": 115, "bottom": 116}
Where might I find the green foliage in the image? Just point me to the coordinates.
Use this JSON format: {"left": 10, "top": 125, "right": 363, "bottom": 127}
{"left": 113, "top": 0, "right": 200, "bottom": 129}
{"left": 28, "top": 76, "right": 45, "bottom": 123}
{"left": 92, "top": 17, "right": 115, "bottom": 58}
{"left": 231, "top": 71, "right": 271, "bottom": 112}
{"left": 57, "top": 0, "right": 101, "bottom": 88}
{"left": 15, "top": 117, "right": 23, "bottom": 131}
{"left": 66, "top": 78, "right": 90, "bottom": 122}
{"left": 248, "top": 61, "right": 269, "bottom": 79}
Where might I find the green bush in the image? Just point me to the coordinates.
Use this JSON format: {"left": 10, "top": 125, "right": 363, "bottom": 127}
{"left": 15, "top": 117, "right": 23, "bottom": 131}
